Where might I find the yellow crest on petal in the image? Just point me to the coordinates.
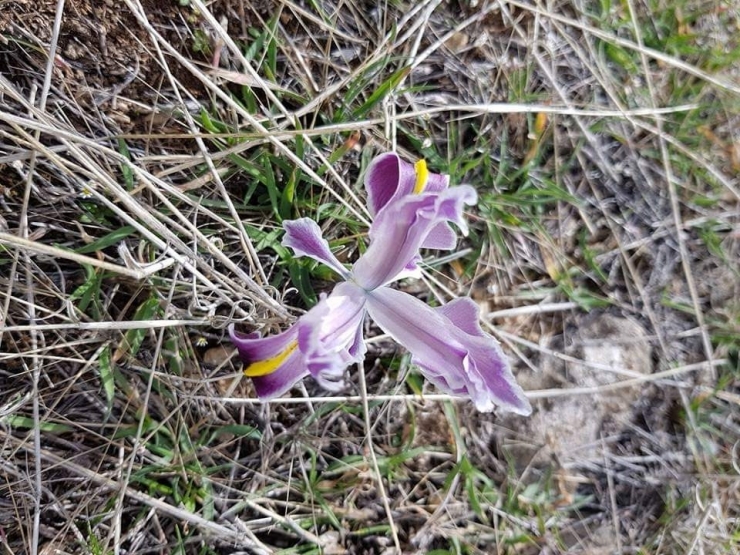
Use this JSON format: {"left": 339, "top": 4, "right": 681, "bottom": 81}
{"left": 413, "top": 159, "right": 429, "bottom": 194}
{"left": 244, "top": 340, "right": 298, "bottom": 377}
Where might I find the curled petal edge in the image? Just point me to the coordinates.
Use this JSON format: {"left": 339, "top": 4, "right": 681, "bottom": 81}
{"left": 364, "top": 288, "right": 532, "bottom": 416}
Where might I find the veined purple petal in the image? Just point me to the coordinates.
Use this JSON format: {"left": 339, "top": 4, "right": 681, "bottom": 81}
{"left": 365, "top": 287, "right": 532, "bottom": 415}
{"left": 423, "top": 222, "right": 457, "bottom": 250}
{"left": 298, "top": 282, "right": 367, "bottom": 391}
{"left": 365, "top": 153, "right": 450, "bottom": 217}
{"left": 229, "top": 324, "right": 308, "bottom": 399}
{"left": 352, "top": 186, "right": 477, "bottom": 290}
{"left": 283, "top": 218, "right": 349, "bottom": 279}
{"left": 229, "top": 282, "right": 368, "bottom": 398}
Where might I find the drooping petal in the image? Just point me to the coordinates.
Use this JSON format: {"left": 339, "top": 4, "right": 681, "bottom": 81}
{"left": 229, "top": 324, "right": 308, "bottom": 399}
{"left": 365, "top": 287, "right": 532, "bottom": 415}
{"left": 283, "top": 218, "right": 349, "bottom": 278}
{"left": 365, "top": 153, "right": 449, "bottom": 217}
{"left": 298, "top": 281, "right": 367, "bottom": 390}
{"left": 352, "top": 186, "right": 477, "bottom": 290}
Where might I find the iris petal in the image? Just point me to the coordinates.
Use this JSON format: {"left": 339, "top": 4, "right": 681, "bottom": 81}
{"left": 244, "top": 340, "right": 299, "bottom": 377}
{"left": 230, "top": 283, "right": 367, "bottom": 399}
{"left": 423, "top": 222, "right": 457, "bottom": 251}
{"left": 299, "top": 282, "right": 367, "bottom": 390}
{"left": 282, "top": 218, "right": 349, "bottom": 278}
{"left": 364, "top": 153, "right": 450, "bottom": 216}
{"left": 353, "top": 186, "right": 477, "bottom": 289}
{"left": 365, "top": 287, "right": 532, "bottom": 415}
{"left": 229, "top": 324, "right": 308, "bottom": 399}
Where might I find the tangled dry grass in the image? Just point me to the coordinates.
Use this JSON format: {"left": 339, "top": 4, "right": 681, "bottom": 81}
{"left": 1, "top": 0, "right": 739, "bottom": 553}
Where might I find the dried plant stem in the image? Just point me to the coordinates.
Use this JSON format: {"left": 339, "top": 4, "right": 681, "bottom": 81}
{"left": 17, "top": 1, "right": 69, "bottom": 553}
{"left": 625, "top": 0, "right": 715, "bottom": 376}
{"left": 206, "top": 358, "right": 725, "bottom": 406}
{"left": 0, "top": 232, "right": 164, "bottom": 280}
{"left": 358, "top": 363, "right": 402, "bottom": 553}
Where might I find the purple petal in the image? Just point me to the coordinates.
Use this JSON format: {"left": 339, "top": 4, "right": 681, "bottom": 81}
{"left": 423, "top": 222, "right": 457, "bottom": 250}
{"left": 365, "top": 153, "right": 450, "bottom": 216}
{"left": 298, "top": 282, "right": 367, "bottom": 391}
{"left": 365, "top": 287, "right": 532, "bottom": 415}
{"left": 282, "top": 218, "right": 349, "bottom": 278}
{"left": 436, "top": 294, "right": 481, "bottom": 336}
{"left": 352, "top": 186, "right": 477, "bottom": 290}
{"left": 229, "top": 324, "right": 309, "bottom": 399}
{"left": 229, "top": 282, "right": 368, "bottom": 398}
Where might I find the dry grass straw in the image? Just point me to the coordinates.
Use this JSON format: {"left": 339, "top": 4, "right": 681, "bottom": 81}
{"left": 0, "top": 0, "right": 738, "bottom": 552}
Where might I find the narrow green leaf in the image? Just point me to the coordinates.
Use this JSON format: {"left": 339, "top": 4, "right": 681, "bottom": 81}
{"left": 69, "top": 264, "right": 103, "bottom": 317}
{"left": 259, "top": 153, "right": 280, "bottom": 219}
{"left": 4, "top": 416, "right": 73, "bottom": 433}
{"left": 317, "top": 132, "right": 361, "bottom": 176}
{"left": 289, "top": 262, "right": 317, "bottom": 306}
{"left": 117, "top": 139, "right": 135, "bottom": 190}
{"left": 99, "top": 345, "right": 115, "bottom": 415}
{"left": 74, "top": 226, "right": 136, "bottom": 254}
{"left": 200, "top": 109, "right": 220, "bottom": 133}
{"left": 353, "top": 66, "right": 410, "bottom": 119}
{"left": 214, "top": 424, "right": 262, "bottom": 439}
{"left": 116, "top": 297, "right": 162, "bottom": 359}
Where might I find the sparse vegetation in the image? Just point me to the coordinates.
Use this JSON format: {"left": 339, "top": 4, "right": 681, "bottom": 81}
{"left": 0, "top": 0, "right": 738, "bottom": 553}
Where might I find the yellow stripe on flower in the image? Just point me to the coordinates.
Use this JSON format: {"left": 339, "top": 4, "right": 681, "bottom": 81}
{"left": 244, "top": 340, "right": 298, "bottom": 377}
{"left": 413, "top": 159, "right": 429, "bottom": 194}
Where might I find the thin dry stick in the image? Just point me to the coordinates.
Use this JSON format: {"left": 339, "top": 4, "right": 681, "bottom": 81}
{"left": 487, "top": 301, "right": 579, "bottom": 319}
{"left": 0, "top": 320, "right": 211, "bottom": 333}
{"left": 624, "top": 0, "right": 715, "bottom": 378}
{"left": 0, "top": 232, "right": 162, "bottom": 280}
{"left": 241, "top": 499, "right": 324, "bottom": 546}
{"left": 0, "top": 91, "right": 697, "bottom": 154}
{"left": 357, "top": 363, "right": 402, "bottom": 553}
{"left": 197, "top": 357, "right": 725, "bottom": 406}
{"left": 96, "top": 102, "right": 694, "bottom": 151}
{"left": 496, "top": 327, "right": 654, "bottom": 381}
{"left": 602, "top": 435, "right": 623, "bottom": 553}
{"left": 685, "top": 497, "right": 716, "bottom": 555}
{"left": 18, "top": 2, "right": 68, "bottom": 553}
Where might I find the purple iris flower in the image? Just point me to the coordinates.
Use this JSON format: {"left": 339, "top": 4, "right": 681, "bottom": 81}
{"left": 229, "top": 153, "right": 532, "bottom": 415}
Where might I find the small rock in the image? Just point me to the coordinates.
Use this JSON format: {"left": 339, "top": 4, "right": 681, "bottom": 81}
{"left": 444, "top": 32, "right": 469, "bottom": 53}
{"left": 499, "top": 313, "right": 652, "bottom": 473}
{"left": 203, "top": 345, "right": 232, "bottom": 367}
